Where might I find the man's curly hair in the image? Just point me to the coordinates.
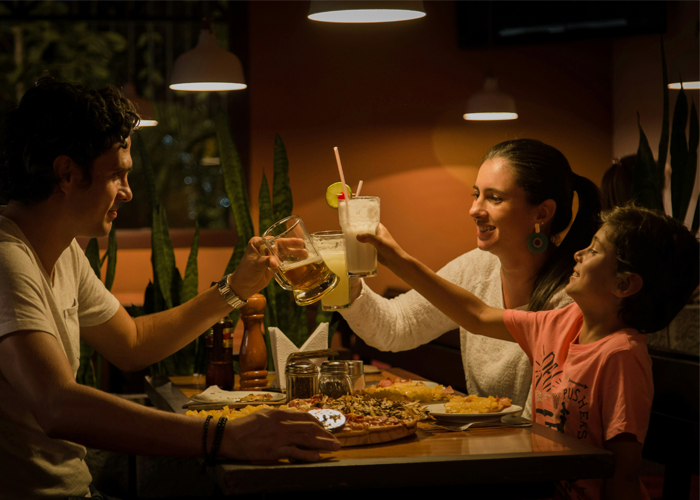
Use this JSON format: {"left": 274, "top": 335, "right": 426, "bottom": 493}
{"left": 0, "top": 77, "right": 139, "bottom": 204}
{"left": 602, "top": 204, "right": 700, "bottom": 333}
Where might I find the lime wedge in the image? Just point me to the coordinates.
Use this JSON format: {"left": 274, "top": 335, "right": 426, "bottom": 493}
{"left": 325, "top": 182, "right": 352, "bottom": 209}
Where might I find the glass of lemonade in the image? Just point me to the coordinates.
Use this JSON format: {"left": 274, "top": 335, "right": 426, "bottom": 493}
{"left": 312, "top": 230, "right": 350, "bottom": 311}
{"left": 262, "top": 216, "right": 339, "bottom": 306}
{"left": 338, "top": 196, "right": 380, "bottom": 278}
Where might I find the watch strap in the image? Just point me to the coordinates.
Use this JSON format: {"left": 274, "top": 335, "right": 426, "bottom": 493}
{"left": 217, "top": 275, "right": 247, "bottom": 309}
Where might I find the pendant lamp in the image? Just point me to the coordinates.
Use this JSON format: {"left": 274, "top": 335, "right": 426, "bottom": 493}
{"left": 170, "top": 23, "right": 246, "bottom": 92}
{"left": 308, "top": 0, "right": 425, "bottom": 23}
{"left": 463, "top": 77, "right": 518, "bottom": 121}
{"left": 123, "top": 83, "right": 158, "bottom": 128}
{"left": 667, "top": 51, "right": 700, "bottom": 90}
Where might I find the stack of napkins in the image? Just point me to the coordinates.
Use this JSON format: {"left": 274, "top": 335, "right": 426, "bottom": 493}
{"left": 269, "top": 322, "right": 328, "bottom": 390}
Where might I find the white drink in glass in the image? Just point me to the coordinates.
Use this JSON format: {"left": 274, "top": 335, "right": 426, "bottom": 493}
{"left": 312, "top": 231, "right": 350, "bottom": 311}
{"left": 338, "top": 196, "right": 380, "bottom": 278}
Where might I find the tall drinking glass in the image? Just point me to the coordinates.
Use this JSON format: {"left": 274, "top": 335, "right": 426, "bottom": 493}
{"left": 312, "top": 230, "right": 350, "bottom": 311}
{"left": 338, "top": 196, "right": 380, "bottom": 278}
{"left": 262, "top": 216, "right": 339, "bottom": 306}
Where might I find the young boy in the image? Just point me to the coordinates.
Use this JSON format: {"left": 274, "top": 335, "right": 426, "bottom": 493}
{"left": 359, "top": 204, "right": 699, "bottom": 500}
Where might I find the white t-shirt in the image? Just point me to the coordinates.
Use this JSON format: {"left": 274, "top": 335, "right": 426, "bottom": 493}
{"left": 340, "top": 248, "right": 572, "bottom": 419}
{"left": 0, "top": 211, "right": 120, "bottom": 499}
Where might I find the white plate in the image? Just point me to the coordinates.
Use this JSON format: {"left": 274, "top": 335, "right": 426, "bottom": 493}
{"left": 426, "top": 403, "right": 523, "bottom": 422}
{"left": 191, "top": 387, "right": 285, "bottom": 404}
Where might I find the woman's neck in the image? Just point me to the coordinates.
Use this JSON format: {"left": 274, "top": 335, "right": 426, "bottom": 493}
{"left": 498, "top": 248, "right": 552, "bottom": 309}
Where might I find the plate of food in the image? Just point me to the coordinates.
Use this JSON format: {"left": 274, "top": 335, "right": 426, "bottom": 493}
{"left": 187, "top": 386, "right": 285, "bottom": 407}
{"left": 285, "top": 393, "right": 429, "bottom": 447}
{"left": 361, "top": 378, "right": 453, "bottom": 403}
{"left": 426, "top": 395, "right": 521, "bottom": 422}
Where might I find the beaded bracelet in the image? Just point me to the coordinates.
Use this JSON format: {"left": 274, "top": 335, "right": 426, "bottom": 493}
{"left": 201, "top": 415, "right": 213, "bottom": 472}
{"left": 206, "top": 417, "right": 228, "bottom": 467}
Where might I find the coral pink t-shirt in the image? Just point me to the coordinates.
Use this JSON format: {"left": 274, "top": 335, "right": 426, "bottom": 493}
{"left": 504, "top": 303, "right": 653, "bottom": 500}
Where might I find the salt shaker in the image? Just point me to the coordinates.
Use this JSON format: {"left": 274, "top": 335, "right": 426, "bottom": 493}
{"left": 318, "top": 360, "right": 352, "bottom": 398}
{"left": 347, "top": 360, "right": 365, "bottom": 393}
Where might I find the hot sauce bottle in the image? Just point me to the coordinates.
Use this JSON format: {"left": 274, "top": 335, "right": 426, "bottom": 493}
{"left": 206, "top": 316, "right": 235, "bottom": 390}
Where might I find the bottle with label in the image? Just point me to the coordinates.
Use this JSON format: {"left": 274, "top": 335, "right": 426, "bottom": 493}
{"left": 206, "top": 316, "right": 235, "bottom": 390}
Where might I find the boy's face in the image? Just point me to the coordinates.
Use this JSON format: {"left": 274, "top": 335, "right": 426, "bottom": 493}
{"left": 566, "top": 225, "right": 621, "bottom": 305}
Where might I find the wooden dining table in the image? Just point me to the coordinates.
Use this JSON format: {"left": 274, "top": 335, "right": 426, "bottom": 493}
{"left": 145, "top": 369, "right": 614, "bottom": 498}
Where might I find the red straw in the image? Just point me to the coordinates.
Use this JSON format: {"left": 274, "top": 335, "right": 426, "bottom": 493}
{"left": 333, "top": 147, "right": 350, "bottom": 202}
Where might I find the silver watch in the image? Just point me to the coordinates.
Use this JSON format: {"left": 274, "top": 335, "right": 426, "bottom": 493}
{"left": 217, "top": 275, "right": 247, "bottom": 309}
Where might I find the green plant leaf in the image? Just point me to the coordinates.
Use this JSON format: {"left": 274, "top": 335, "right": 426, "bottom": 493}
{"left": 634, "top": 114, "right": 664, "bottom": 211}
{"left": 181, "top": 222, "right": 200, "bottom": 304}
{"left": 258, "top": 173, "right": 274, "bottom": 237}
{"left": 85, "top": 238, "right": 101, "bottom": 280}
{"left": 657, "top": 37, "right": 669, "bottom": 186}
{"left": 104, "top": 224, "right": 117, "bottom": 291}
{"left": 272, "top": 134, "right": 293, "bottom": 221}
{"left": 151, "top": 204, "right": 176, "bottom": 309}
{"left": 670, "top": 87, "right": 689, "bottom": 220}
{"left": 682, "top": 101, "right": 699, "bottom": 226}
{"left": 216, "top": 108, "right": 254, "bottom": 241}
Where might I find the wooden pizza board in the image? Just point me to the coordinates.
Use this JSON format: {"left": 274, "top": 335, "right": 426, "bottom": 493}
{"left": 337, "top": 420, "right": 417, "bottom": 447}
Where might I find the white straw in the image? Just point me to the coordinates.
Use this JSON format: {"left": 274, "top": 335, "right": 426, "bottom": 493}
{"left": 356, "top": 180, "right": 363, "bottom": 197}
{"left": 333, "top": 147, "right": 350, "bottom": 202}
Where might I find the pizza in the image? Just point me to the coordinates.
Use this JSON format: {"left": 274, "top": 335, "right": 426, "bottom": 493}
{"left": 361, "top": 378, "right": 454, "bottom": 403}
{"left": 240, "top": 393, "right": 275, "bottom": 402}
{"left": 284, "top": 394, "right": 428, "bottom": 446}
{"left": 444, "top": 395, "right": 512, "bottom": 414}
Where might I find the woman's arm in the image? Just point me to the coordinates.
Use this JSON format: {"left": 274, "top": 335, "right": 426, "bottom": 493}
{"left": 358, "top": 225, "right": 513, "bottom": 342}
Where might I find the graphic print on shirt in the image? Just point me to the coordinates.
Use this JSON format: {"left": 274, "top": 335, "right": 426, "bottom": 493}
{"left": 534, "top": 346, "right": 565, "bottom": 430}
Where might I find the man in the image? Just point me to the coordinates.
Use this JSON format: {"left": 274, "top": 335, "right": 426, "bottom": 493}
{"left": 0, "top": 78, "right": 339, "bottom": 499}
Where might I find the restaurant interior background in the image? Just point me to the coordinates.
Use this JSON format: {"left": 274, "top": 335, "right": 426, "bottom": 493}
{"left": 1, "top": 1, "right": 698, "bottom": 498}
{"left": 1, "top": 0, "right": 695, "bottom": 306}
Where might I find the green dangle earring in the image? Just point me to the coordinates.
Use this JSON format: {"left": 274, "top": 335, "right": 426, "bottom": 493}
{"left": 527, "top": 223, "right": 548, "bottom": 254}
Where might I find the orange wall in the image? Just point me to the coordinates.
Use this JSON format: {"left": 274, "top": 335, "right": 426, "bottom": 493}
{"left": 248, "top": 1, "right": 612, "bottom": 295}
{"left": 110, "top": 1, "right": 698, "bottom": 303}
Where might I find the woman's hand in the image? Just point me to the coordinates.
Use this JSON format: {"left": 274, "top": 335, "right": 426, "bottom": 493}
{"left": 356, "top": 224, "right": 409, "bottom": 273}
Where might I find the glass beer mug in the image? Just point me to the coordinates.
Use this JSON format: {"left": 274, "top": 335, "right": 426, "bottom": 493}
{"left": 262, "top": 215, "right": 339, "bottom": 306}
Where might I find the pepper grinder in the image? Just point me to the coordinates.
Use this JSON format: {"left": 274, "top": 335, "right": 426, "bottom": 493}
{"left": 239, "top": 293, "right": 268, "bottom": 390}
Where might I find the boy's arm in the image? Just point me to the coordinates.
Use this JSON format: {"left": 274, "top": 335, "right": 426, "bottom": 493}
{"left": 359, "top": 225, "right": 514, "bottom": 342}
{"left": 603, "top": 433, "right": 643, "bottom": 500}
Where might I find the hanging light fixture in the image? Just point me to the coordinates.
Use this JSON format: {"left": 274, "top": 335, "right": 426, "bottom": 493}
{"left": 170, "top": 20, "right": 246, "bottom": 92}
{"left": 123, "top": 83, "right": 158, "bottom": 128}
{"left": 668, "top": 23, "right": 699, "bottom": 90}
{"left": 308, "top": 1, "right": 425, "bottom": 23}
{"left": 463, "top": 77, "right": 518, "bottom": 121}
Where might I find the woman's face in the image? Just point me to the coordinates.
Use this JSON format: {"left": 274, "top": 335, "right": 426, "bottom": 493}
{"left": 469, "top": 157, "right": 543, "bottom": 258}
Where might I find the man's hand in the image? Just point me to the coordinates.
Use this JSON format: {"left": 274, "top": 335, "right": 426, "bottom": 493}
{"left": 228, "top": 237, "right": 280, "bottom": 300}
{"left": 222, "top": 409, "right": 341, "bottom": 462}
{"left": 356, "top": 223, "right": 408, "bottom": 272}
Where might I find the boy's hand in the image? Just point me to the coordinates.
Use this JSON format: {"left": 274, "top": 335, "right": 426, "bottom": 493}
{"left": 356, "top": 224, "right": 409, "bottom": 272}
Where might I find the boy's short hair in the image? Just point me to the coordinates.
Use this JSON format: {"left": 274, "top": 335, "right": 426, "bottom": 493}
{"left": 0, "top": 77, "right": 139, "bottom": 204}
{"left": 602, "top": 204, "right": 700, "bottom": 333}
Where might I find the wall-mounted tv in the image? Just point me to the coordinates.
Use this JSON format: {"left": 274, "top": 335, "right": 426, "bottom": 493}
{"left": 457, "top": 1, "right": 667, "bottom": 49}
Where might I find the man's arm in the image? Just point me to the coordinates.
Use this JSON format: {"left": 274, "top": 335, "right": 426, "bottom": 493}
{"left": 603, "top": 433, "right": 643, "bottom": 500}
{"left": 0, "top": 329, "right": 340, "bottom": 461}
{"left": 82, "top": 237, "right": 276, "bottom": 372}
{"left": 358, "top": 225, "right": 513, "bottom": 342}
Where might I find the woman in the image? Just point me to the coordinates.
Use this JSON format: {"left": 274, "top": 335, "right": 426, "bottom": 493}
{"left": 340, "top": 139, "right": 602, "bottom": 418}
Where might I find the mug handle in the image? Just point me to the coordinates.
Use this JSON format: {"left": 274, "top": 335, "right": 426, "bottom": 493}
{"left": 274, "top": 272, "right": 293, "bottom": 291}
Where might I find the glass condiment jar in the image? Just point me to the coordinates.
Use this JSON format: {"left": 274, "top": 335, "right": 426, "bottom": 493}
{"left": 347, "top": 360, "right": 365, "bottom": 393}
{"left": 318, "top": 360, "right": 352, "bottom": 398}
{"left": 286, "top": 359, "right": 319, "bottom": 402}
